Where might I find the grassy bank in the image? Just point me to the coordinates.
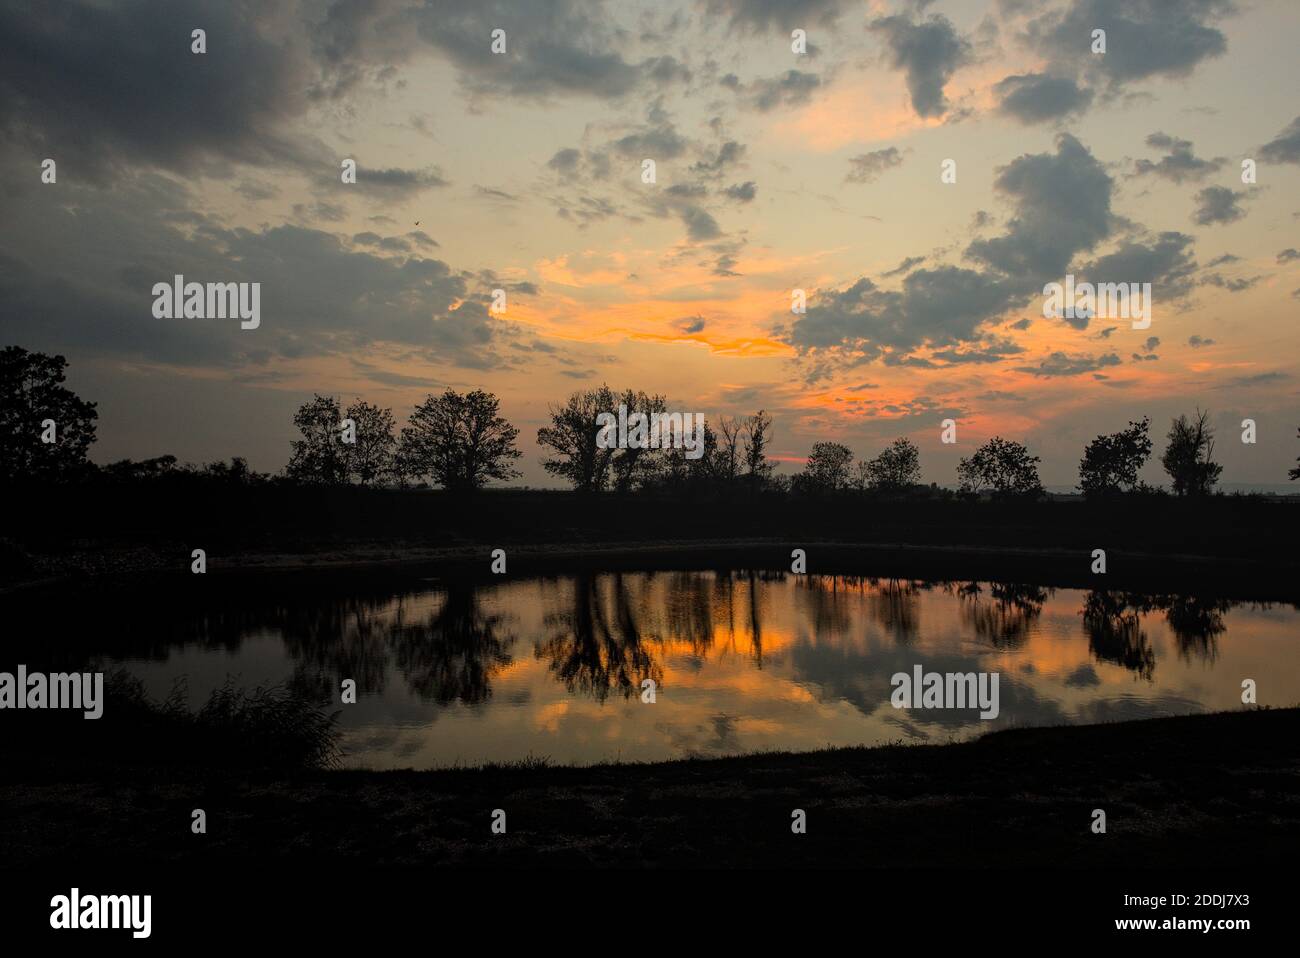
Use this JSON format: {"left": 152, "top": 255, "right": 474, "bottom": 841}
{"left": 3, "top": 708, "right": 1297, "bottom": 869}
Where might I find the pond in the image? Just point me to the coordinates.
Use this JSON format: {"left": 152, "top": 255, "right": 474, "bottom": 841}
{"left": 66, "top": 572, "right": 1300, "bottom": 768}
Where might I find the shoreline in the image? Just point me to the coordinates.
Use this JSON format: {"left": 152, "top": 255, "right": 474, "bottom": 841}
{"left": 4, "top": 707, "right": 1297, "bottom": 868}
{"left": 9, "top": 538, "right": 1299, "bottom": 601}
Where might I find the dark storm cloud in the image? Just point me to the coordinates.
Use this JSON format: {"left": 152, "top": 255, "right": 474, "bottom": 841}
{"left": 1258, "top": 115, "right": 1300, "bottom": 164}
{"left": 869, "top": 13, "right": 971, "bottom": 118}
{"left": 0, "top": 0, "right": 326, "bottom": 178}
{"left": 994, "top": 73, "right": 1093, "bottom": 123}
{"left": 845, "top": 148, "right": 903, "bottom": 183}
{"left": 1192, "top": 186, "right": 1246, "bottom": 225}
{"left": 1133, "top": 133, "right": 1224, "bottom": 183}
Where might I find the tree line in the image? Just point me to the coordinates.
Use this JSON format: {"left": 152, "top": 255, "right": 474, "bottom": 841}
{"left": 4, "top": 345, "right": 1298, "bottom": 497}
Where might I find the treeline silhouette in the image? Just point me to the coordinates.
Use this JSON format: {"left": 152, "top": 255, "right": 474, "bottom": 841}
{"left": 4, "top": 346, "right": 1296, "bottom": 497}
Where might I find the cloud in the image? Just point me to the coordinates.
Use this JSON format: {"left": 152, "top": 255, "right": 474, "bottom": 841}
{"left": 1277, "top": 248, "right": 1300, "bottom": 264}
{"left": 1192, "top": 186, "right": 1246, "bottom": 225}
{"left": 547, "top": 148, "right": 583, "bottom": 175}
{"left": 679, "top": 206, "right": 723, "bottom": 241}
{"left": 882, "top": 256, "right": 926, "bottom": 277}
{"left": 1201, "top": 272, "right": 1259, "bottom": 292}
{"left": 404, "top": 0, "right": 647, "bottom": 102}
{"left": 614, "top": 125, "right": 689, "bottom": 159}
{"left": 351, "top": 165, "right": 450, "bottom": 199}
{"left": 1134, "top": 132, "right": 1224, "bottom": 182}
{"left": 785, "top": 268, "right": 1019, "bottom": 365}
{"left": 994, "top": 73, "right": 1093, "bottom": 123}
{"left": 1015, "top": 351, "right": 1123, "bottom": 377}
{"left": 1204, "top": 253, "right": 1239, "bottom": 267}
{"left": 786, "top": 135, "right": 1129, "bottom": 370}
{"left": 1078, "top": 232, "right": 1199, "bottom": 311}
{"left": 845, "top": 148, "right": 904, "bottom": 184}
{"left": 475, "top": 185, "right": 519, "bottom": 202}
{"left": 1258, "top": 115, "right": 1300, "bottom": 164}
{"left": 699, "top": 0, "right": 849, "bottom": 33}
{"left": 723, "top": 181, "right": 757, "bottom": 202}
{"left": 966, "top": 134, "right": 1114, "bottom": 281}
{"left": 1214, "top": 371, "right": 1288, "bottom": 388}
{"left": 0, "top": 168, "right": 512, "bottom": 371}
{"left": 691, "top": 140, "right": 747, "bottom": 176}
{"left": 724, "top": 70, "right": 822, "bottom": 111}
{"left": 1187, "top": 335, "right": 1215, "bottom": 347}
{"left": 0, "top": 0, "right": 327, "bottom": 178}
{"left": 674, "top": 316, "right": 707, "bottom": 334}
{"left": 1027, "top": 0, "right": 1233, "bottom": 93}
{"left": 870, "top": 14, "right": 970, "bottom": 118}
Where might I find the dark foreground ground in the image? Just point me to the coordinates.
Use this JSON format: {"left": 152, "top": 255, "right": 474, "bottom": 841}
{"left": 4, "top": 708, "right": 1297, "bottom": 869}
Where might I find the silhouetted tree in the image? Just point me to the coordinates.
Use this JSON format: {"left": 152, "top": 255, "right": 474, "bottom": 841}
{"left": 285, "top": 395, "right": 348, "bottom": 485}
{"left": 1161, "top": 409, "right": 1221, "bottom": 496}
{"left": 742, "top": 409, "right": 775, "bottom": 491}
{"left": 1078, "top": 417, "right": 1152, "bottom": 497}
{"left": 609, "top": 389, "right": 668, "bottom": 492}
{"left": 957, "top": 437, "right": 1042, "bottom": 497}
{"left": 341, "top": 399, "right": 397, "bottom": 486}
{"left": 399, "top": 389, "right": 521, "bottom": 491}
{"left": 536, "top": 385, "right": 617, "bottom": 492}
{"left": 201, "top": 457, "right": 268, "bottom": 484}
{"left": 100, "top": 455, "right": 179, "bottom": 482}
{"left": 1290, "top": 427, "right": 1299, "bottom": 481}
{"left": 800, "top": 441, "right": 854, "bottom": 492}
{"left": 0, "top": 346, "right": 97, "bottom": 483}
{"left": 715, "top": 415, "right": 743, "bottom": 482}
{"left": 860, "top": 437, "right": 921, "bottom": 492}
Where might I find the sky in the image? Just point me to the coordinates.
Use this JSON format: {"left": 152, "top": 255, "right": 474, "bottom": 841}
{"left": 1, "top": 0, "right": 1298, "bottom": 489}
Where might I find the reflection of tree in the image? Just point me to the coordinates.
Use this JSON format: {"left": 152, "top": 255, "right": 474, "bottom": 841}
{"left": 1161, "top": 594, "right": 1229, "bottom": 664}
{"left": 387, "top": 586, "right": 514, "bottom": 705}
{"left": 796, "top": 575, "right": 859, "bottom": 640}
{"left": 535, "top": 574, "right": 662, "bottom": 703}
{"left": 1081, "top": 591, "right": 1156, "bottom": 681}
{"left": 277, "top": 597, "right": 397, "bottom": 701}
{"left": 958, "top": 582, "right": 1049, "bottom": 649}
{"left": 867, "top": 577, "right": 924, "bottom": 643}
{"left": 664, "top": 571, "right": 715, "bottom": 655}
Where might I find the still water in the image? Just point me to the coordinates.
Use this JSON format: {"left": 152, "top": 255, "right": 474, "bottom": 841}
{"left": 100, "top": 572, "right": 1299, "bottom": 768}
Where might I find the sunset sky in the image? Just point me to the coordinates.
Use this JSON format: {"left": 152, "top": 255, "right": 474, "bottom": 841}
{"left": 2, "top": 0, "right": 1298, "bottom": 488}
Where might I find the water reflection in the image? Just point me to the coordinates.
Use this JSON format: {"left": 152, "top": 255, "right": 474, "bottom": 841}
{"left": 27, "top": 572, "right": 1298, "bottom": 767}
